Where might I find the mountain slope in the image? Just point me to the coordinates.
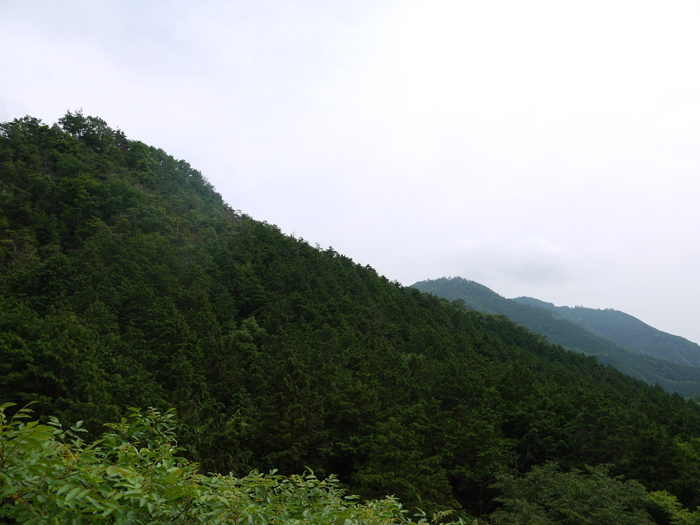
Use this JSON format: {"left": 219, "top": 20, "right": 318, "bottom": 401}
{"left": 410, "top": 277, "right": 700, "bottom": 397}
{"left": 5, "top": 113, "right": 700, "bottom": 516}
{"left": 514, "top": 297, "right": 700, "bottom": 367}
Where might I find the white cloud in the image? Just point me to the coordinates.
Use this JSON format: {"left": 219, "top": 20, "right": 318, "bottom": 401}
{"left": 438, "top": 237, "right": 579, "bottom": 287}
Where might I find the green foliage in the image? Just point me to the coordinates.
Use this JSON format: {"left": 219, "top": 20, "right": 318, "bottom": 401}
{"left": 646, "top": 490, "right": 700, "bottom": 525}
{"left": 0, "top": 403, "right": 438, "bottom": 525}
{"left": 488, "top": 462, "right": 654, "bottom": 525}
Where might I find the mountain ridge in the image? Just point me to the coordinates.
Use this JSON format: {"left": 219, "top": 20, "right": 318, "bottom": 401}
{"left": 512, "top": 296, "right": 700, "bottom": 366}
{"left": 410, "top": 277, "right": 700, "bottom": 396}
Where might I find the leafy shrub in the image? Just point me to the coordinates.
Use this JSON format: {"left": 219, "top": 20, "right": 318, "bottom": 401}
{"left": 0, "top": 403, "right": 459, "bottom": 525}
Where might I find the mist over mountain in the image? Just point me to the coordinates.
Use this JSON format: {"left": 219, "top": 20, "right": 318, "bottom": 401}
{"left": 4, "top": 113, "right": 700, "bottom": 522}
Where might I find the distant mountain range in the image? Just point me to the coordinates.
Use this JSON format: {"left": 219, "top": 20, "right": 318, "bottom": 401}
{"left": 411, "top": 277, "right": 700, "bottom": 397}
{"left": 512, "top": 296, "right": 700, "bottom": 367}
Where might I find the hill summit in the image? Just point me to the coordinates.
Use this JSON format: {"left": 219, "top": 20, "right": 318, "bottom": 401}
{"left": 4, "top": 113, "right": 700, "bottom": 519}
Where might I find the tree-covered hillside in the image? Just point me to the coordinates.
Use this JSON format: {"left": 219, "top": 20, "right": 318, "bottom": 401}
{"left": 513, "top": 296, "right": 700, "bottom": 367}
{"left": 4, "top": 113, "right": 700, "bottom": 520}
{"left": 411, "top": 277, "right": 700, "bottom": 397}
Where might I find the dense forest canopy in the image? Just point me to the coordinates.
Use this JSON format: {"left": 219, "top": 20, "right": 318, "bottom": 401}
{"left": 4, "top": 112, "right": 700, "bottom": 522}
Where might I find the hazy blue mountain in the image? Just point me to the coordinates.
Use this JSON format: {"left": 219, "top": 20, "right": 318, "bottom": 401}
{"left": 411, "top": 277, "right": 700, "bottom": 396}
{"left": 513, "top": 297, "right": 700, "bottom": 367}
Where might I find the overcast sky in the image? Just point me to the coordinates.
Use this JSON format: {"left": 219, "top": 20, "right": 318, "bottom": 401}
{"left": 2, "top": 0, "right": 700, "bottom": 343}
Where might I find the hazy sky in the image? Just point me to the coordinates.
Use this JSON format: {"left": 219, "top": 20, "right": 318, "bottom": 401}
{"left": 3, "top": 1, "right": 700, "bottom": 343}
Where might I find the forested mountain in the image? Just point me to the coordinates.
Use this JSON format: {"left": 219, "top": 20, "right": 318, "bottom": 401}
{"left": 5, "top": 113, "right": 700, "bottom": 522}
{"left": 411, "top": 277, "right": 700, "bottom": 397}
{"left": 513, "top": 296, "right": 700, "bottom": 367}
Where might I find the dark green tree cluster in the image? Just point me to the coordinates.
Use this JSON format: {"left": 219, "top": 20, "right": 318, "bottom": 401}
{"left": 4, "top": 113, "right": 700, "bottom": 520}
